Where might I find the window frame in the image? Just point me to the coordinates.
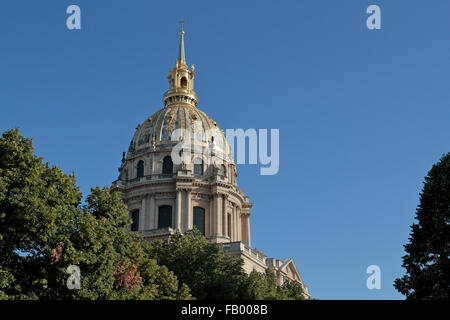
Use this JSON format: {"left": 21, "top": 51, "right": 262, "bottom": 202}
{"left": 193, "top": 206, "right": 206, "bottom": 235}
{"left": 158, "top": 205, "right": 173, "bottom": 229}
{"left": 162, "top": 156, "right": 173, "bottom": 175}
{"left": 131, "top": 210, "right": 139, "bottom": 231}
{"left": 194, "top": 158, "right": 203, "bottom": 175}
{"left": 137, "top": 160, "right": 144, "bottom": 178}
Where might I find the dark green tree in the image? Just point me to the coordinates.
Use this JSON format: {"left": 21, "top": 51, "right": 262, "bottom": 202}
{"left": 149, "top": 229, "right": 308, "bottom": 300}
{"left": 0, "top": 129, "right": 82, "bottom": 299}
{"left": 239, "top": 269, "right": 307, "bottom": 300}
{"left": 0, "top": 129, "right": 190, "bottom": 300}
{"left": 65, "top": 187, "right": 191, "bottom": 300}
{"left": 394, "top": 153, "right": 450, "bottom": 300}
{"left": 148, "top": 228, "right": 248, "bottom": 300}
{"left": 276, "top": 278, "right": 308, "bottom": 300}
{"left": 239, "top": 270, "right": 277, "bottom": 300}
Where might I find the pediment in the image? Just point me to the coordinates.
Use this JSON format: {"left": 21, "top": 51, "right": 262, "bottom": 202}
{"left": 279, "top": 259, "right": 303, "bottom": 283}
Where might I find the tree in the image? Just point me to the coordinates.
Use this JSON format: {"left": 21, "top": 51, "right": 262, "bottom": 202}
{"left": 239, "top": 270, "right": 277, "bottom": 300}
{"left": 148, "top": 228, "right": 248, "bottom": 300}
{"left": 276, "top": 278, "right": 308, "bottom": 300}
{"left": 65, "top": 187, "right": 191, "bottom": 300}
{"left": 394, "top": 153, "right": 450, "bottom": 300}
{"left": 0, "top": 129, "right": 190, "bottom": 300}
{"left": 239, "top": 270, "right": 307, "bottom": 300}
{"left": 0, "top": 129, "right": 82, "bottom": 299}
{"left": 149, "top": 229, "right": 308, "bottom": 300}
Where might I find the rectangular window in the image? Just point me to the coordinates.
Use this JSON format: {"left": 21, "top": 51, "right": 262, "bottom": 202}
{"left": 193, "top": 207, "right": 205, "bottom": 235}
{"left": 131, "top": 210, "right": 139, "bottom": 231}
{"left": 158, "top": 205, "right": 172, "bottom": 229}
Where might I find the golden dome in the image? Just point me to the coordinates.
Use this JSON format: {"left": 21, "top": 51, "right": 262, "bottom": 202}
{"left": 128, "top": 104, "right": 232, "bottom": 160}
{"left": 127, "top": 26, "right": 232, "bottom": 162}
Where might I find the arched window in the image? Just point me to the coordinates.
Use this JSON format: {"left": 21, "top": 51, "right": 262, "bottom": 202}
{"left": 131, "top": 210, "right": 139, "bottom": 231}
{"left": 162, "top": 156, "right": 173, "bottom": 174}
{"left": 194, "top": 158, "right": 203, "bottom": 175}
{"left": 193, "top": 207, "right": 205, "bottom": 235}
{"left": 158, "top": 205, "right": 172, "bottom": 229}
{"left": 218, "top": 165, "right": 226, "bottom": 177}
{"left": 180, "top": 77, "right": 187, "bottom": 88}
{"left": 137, "top": 160, "right": 144, "bottom": 178}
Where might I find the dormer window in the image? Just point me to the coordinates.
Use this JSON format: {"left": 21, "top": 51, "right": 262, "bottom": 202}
{"left": 162, "top": 156, "right": 173, "bottom": 174}
{"left": 194, "top": 158, "right": 203, "bottom": 175}
{"left": 137, "top": 160, "right": 144, "bottom": 178}
{"left": 219, "top": 164, "right": 226, "bottom": 177}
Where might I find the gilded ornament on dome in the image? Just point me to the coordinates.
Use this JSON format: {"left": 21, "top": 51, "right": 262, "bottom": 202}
{"left": 190, "top": 110, "right": 198, "bottom": 121}
{"left": 151, "top": 136, "right": 157, "bottom": 151}
{"left": 138, "top": 124, "right": 152, "bottom": 146}
{"left": 165, "top": 109, "right": 177, "bottom": 138}
{"left": 189, "top": 110, "right": 202, "bottom": 137}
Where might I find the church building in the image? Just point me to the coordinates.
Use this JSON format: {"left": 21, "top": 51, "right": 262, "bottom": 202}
{"left": 111, "top": 26, "right": 309, "bottom": 298}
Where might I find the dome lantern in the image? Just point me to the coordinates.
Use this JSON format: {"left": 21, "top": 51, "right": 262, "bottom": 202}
{"left": 163, "top": 24, "right": 198, "bottom": 108}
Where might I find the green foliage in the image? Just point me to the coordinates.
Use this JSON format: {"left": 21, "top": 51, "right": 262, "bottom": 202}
{"left": 148, "top": 228, "right": 247, "bottom": 300}
{"left": 66, "top": 187, "right": 191, "bottom": 300}
{"left": 0, "top": 269, "right": 15, "bottom": 300}
{"left": 0, "top": 129, "right": 190, "bottom": 300}
{"left": 149, "top": 229, "right": 307, "bottom": 300}
{"left": 394, "top": 153, "right": 450, "bottom": 300}
{"left": 276, "top": 278, "right": 308, "bottom": 300}
{"left": 240, "top": 270, "right": 277, "bottom": 299}
{"left": 0, "top": 128, "right": 82, "bottom": 299}
{"left": 239, "top": 270, "right": 307, "bottom": 300}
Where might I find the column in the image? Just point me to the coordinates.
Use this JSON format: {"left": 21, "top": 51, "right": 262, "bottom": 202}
{"left": 185, "top": 190, "right": 192, "bottom": 231}
{"left": 222, "top": 195, "right": 228, "bottom": 238}
{"left": 242, "top": 213, "right": 248, "bottom": 246}
{"left": 241, "top": 214, "right": 246, "bottom": 245}
{"left": 175, "top": 190, "right": 182, "bottom": 231}
{"left": 150, "top": 195, "right": 156, "bottom": 229}
{"left": 144, "top": 194, "right": 152, "bottom": 230}
{"left": 237, "top": 207, "right": 241, "bottom": 242}
{"left": 246, "top": 215, "right": 251, "bottom": 247}
{"left": 140, "top": 195, "right": 146, "bottom": 231}
{"left": 209, "top": 194, "right": 215, "bottom": 236}
{"left": 215, "top": 193, "right": 221, "bottom": 237}
{"left": 233, "top": 207, "right": 237, "bottom": 242}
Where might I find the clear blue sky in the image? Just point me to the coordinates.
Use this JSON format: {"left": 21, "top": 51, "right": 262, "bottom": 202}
{"left": 1, "top": 0, "right": 449, "bottom": 299}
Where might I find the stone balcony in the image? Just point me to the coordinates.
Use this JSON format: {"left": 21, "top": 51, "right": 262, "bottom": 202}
{"left": 139, "top": 227, "right": 175, "bottom": 242}
{"left": 222, "top": 241, "right": 267, "bottom": 265}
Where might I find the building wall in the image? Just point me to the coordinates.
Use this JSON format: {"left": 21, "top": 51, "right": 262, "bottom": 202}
{"left": 112, "top": 150, "right": 253, "bottom": 248}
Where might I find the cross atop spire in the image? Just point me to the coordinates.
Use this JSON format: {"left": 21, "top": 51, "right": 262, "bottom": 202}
{"left": 178, "top": 20, "right": 186, "bottom": 64}
{"left": 179, "top": 19, "right": 184, "bottom": 31}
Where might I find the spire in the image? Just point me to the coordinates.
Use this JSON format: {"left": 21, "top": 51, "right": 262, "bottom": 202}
{"left": 178, "top": 20, "right": 186, "bottom": 64}
{"left": 163, "top": 22, "right": 198, "bottom": 108}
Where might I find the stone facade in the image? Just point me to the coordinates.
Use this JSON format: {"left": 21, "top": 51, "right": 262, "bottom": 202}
{"left": 111, "top": 26, "right": 309, "bottom": 298}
